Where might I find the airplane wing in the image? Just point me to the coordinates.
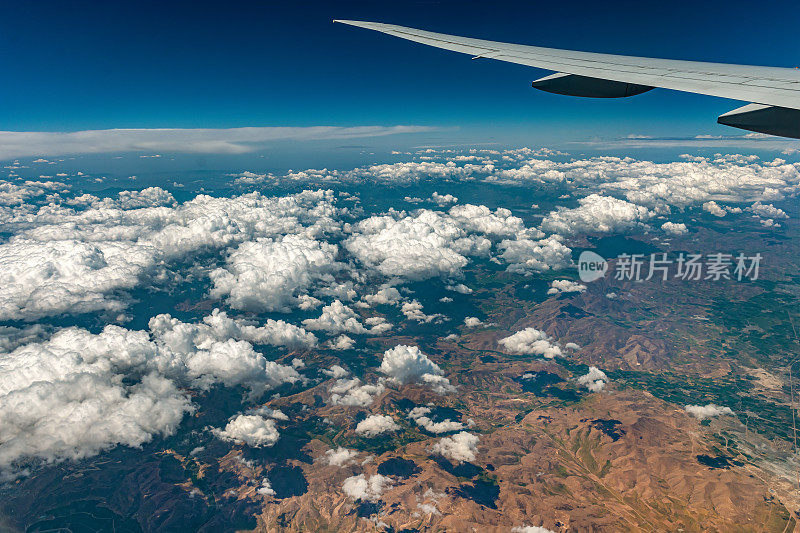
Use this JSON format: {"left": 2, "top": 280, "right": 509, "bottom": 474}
{"left": 334, "top": 20, "right": 800, "bottom": 139}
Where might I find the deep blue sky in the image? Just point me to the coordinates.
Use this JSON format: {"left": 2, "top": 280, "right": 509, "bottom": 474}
{"left": 2, "top": 0, "right": 800, "bottom": 142}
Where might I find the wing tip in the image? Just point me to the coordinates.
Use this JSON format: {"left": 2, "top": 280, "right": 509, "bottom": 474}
{"left": 333, "top": 19, "right": 366, "bottom": 26}
{"left": 332, "top": 19, "right": 390, "bottom": 31}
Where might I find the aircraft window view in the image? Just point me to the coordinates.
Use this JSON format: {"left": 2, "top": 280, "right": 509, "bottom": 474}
{"left": 3, "top": 1, "right": 800, "bottom": 531}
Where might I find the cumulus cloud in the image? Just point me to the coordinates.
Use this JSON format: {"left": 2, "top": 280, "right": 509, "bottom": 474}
{"left": 401, "top": 300, "right": 446, "bottom": 324}
{"left": 408, "top": 406, "right": 465, "bottom": 434}
{"left": 252, "top": 406, "right": 289, "bottom": 421}
{"left": 747, "top": 201, "right": 788, "bottom": 219}
{"left": 497, "top": 235, "right": 572, "bottom": 274}
{"left": 445, "top": 283, "right": 473, "bottom": 294}
{"left": 0, "top": 306, "right": 313, "bottom": 474}
{"left": 0, "top": 189, "right": 345, "bottom": 320}
{"left": 463, "top": 317, "right": 484, "bottom": 327}
{"left": 116, "top": 187, "right": 176, "bottom": 209}
{"left": 0, "top": 239, "right": 155, "bottom": 321}
{"left": 0, "top": 326, "right": 193, "bottom": 472}
{"left": 148, "top": 314, "right": 303, "bottom": 396}
{"left": 257, "top": 477, "right": 276, "bottom": 496}
{"left": 447, "top": 204, "right": 528, "bottom": 237}
{"left": 546, "top": 279, "right": 586, "bottom": 295}
{"left": 661, "top": 221, "right": 688, "bottom": 235}
{"left": 577, "top": 366, "right": 609, "bottom": 392}
{"left": 322, "top": 364, "right": 350, "bottom": 379}
{"left": 359, "top": 287, "right": 402, "bottom": 307}
{"left": 378, "top": 345, "right": 455, "bottom": 394}
{"left": 512, "top": 527, "right": 557, "bottom": 533}
{"left": 499, "top": 328, "right": 562, "bottom": 359}
{"left": 684, "top": 404, "right": 734, "bottom": 420}
{"left": 302, "top": 300, "right": 391, "bottom": 335}
{"left": 0, "top": 125, "right": 437, "bottom": 160}
{"left": 487, "top": 152, "right": 798, "bottom": 212}
{"left": 344, "top": 205, "right": 533, "bottom": 282}
{"left": 213, "top": 414, "right": 280, "bottom": 447}
{"left": 153, "top": 308, "right": 316, "bottom": 350}
{"left": 430, "top": 432, "right": 479, "bottom": 463}
{"left": 541, "top": 194, "right": 654, "bottom": 235}
{"left": 355, "top": 414, "right": 400, "bottom": 437}
{"left": 324, "top": 447, "right": 359, "bottom": 467}
{"left": 431, "top": 192, "right": 458, "bottom": 206}
{"left": 703, "top": 201, "right": 727, "bottom": 217}
{"left": 344, "top": 210, "right": 474, "bottom": 281}
{"left": 342, "top": 473, "right": 392, "bottom": 501}
{"left": 328, "top": 334, "right": 355, "bottom": 350}
{"left": 210, "top": 235, "right": 339, "bottom": 313}
{"left": 0, "top": 179, "right": 69, "bottom": 206}
{"left": 0, "top": 324, "right": 49, "bottom": 352}
{"left": 329, "top": 377, "right": 386, "bottom": 407}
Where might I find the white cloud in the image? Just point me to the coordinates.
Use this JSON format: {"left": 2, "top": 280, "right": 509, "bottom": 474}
{"left": 0, "top": 307, "right": 313, "bottom": 475}
{"left": 378, "top": 345, "right": 455, "bottom": 394}
{"left": 328, "top": 334, "right": 355, "bottom": 350}
{"left": 329, "top": 377, "right": 386, "bottom": 407}
{"left": 661, "top": 221, "right": 688, "bottom": 235}
{"left": 0, "top": 324, "right": 49, "bottom": 352}
{"left": 213, "top": 414, "right": 280, "bottom": 447}
{"left": 257, "top": 477, "right": 276, "bottom": 496}
{"left": 702, "top": 200, "right": 727, "bottom": 217}
{"left": 355, "top": 414, "right": 400, "bottom": 437}
{"left": 577, "top": 366, "right": 609, "bottom": 392}
{"left": 445, "top": 283, "right": 472, "bottom": 294}
{"left": 322, "top": 364, "right": 350, "bottom": 379}
{"left": 152, "top": 308, "right": 317, "bottom": 350}
{"left": 488, "top": 153, "right": 798, "bottom": 212}
{"left": 499, "top": 328, "right": 562, "bottom": 359}
{"left": 431, "top": 191, "right": 458, "bottom": 206}
{"left": 429, "top": 431, "right": 479, "bottom": 462}
{"left": 0, "top": 239, "right": 155, "bottom": 321}
{"left": 344, "top": 204, "right": 534, "bottom": 282}
{"left": 546, "top": 279, "right": 586, "bottom": 295}
{"left": 541, "top": 194, "right": 654, "bottom": 235}
{"left": 0, "top": 179, "right": 69, "bottom": 206}
{"left": 359, "top": 287, "right": 402, "bottom": 307}
{"left": 148, "top": 314, "right": 303, "bottom": 396}
{"left": 347, "top": 160, "right": 488, "bottom": 184}
{"left": 252, "top": 406, "right": 289, "bottom": 421}
{"left": 417, "top": 502, "right": 441, "bottom": 515}
{"left": 342, "top": 473, "right": 392, "bottom": 501}
{"left": 0, "top": 326, "right": 193, "bottom": 472}
{"left": 684, "top": 404, "right": 734, "bottom": 420}
{"left": 463, "top": 317, "right": 483, "bottom": 327}
{"left": 116, "top": 187, "right": 176, "bottom": 209}
{"left": 401, "top": 300, "right": 446, "bottom": 324}
{"left": 0, "top": 125, "right": 437, "bottom": 160}
{"left": 345, "top": 210, "right": 473, "bottom": 281}
{"left": 408, "top": 406, "right": 465, "bottom": 433}
{"left": 210, "top": 235, "right": 339, "bottom": 313}
{"left": 324, "top": 446, "right": 358, "bottom": 467}
{"left": 747, "top": 201, "right": 788, "bottom": 219}
{"left": 0, "top": 189, "right": 345, "bottom": 320}
{"left": 302, "top": 300, "right": 390, "bottom": 335}
{"left": 497, "top": 235, "right": 573, "bottom": 274}
{"left": 447, "top": 204, "right": 527, "bottom": 237}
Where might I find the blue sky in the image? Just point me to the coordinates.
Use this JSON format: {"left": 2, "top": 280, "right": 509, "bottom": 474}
{"left": 1, "top": 0, "right": 800, "bottom": 143}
